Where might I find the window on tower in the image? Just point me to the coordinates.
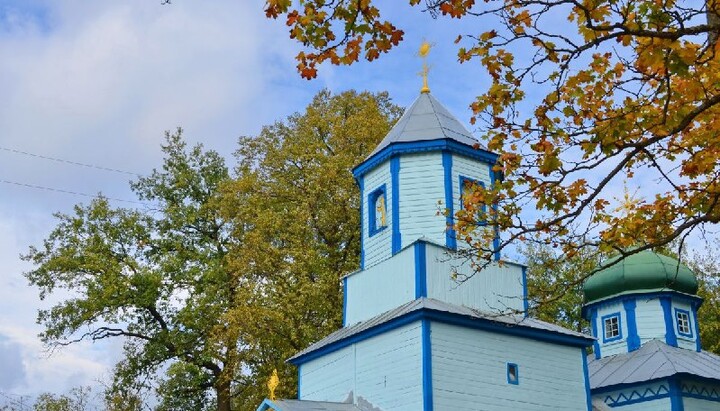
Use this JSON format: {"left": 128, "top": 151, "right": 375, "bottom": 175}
{"left": 675, "top": 309, "right": 693, "bottom": 338}
{"left": 459, "top": 176, "right": 487, "bottom": 225}
{"left": 506, "top": 363, "right": 519, "bottom": 385}
{"left": 602, "top": 313, "right": 622, "bottom": 342}
{"left": 368, "top": 185, "right": 388, "bottom": 236}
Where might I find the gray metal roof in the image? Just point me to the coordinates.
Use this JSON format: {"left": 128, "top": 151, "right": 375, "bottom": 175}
{"left": 367, "top": 93, "right": 482, "bottom": 158}
{"left": 258, "top": 399, "right": 362, "bottom": 411}
{"left": 289, "top": 297, "right": 591, "bottom": 362}
{"left": 588, "top": 339, "right": 720, "bottom": 390}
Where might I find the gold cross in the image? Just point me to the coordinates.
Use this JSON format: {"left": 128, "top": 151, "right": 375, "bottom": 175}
{"left": 418, "top": 41, "right": 433, "bottom": 93}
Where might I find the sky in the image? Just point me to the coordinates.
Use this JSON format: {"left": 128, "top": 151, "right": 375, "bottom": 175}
{"left": 0, "top": 0, "right": 498, "bottom": 404}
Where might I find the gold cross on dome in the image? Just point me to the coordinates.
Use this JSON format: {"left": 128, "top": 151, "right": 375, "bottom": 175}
{"left": 418, "top": 41, "right": 433, "bottom": 93}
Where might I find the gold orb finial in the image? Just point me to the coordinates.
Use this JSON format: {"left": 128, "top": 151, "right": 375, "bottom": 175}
{"left": 267, "top": 369, "right": 280, "bottom": 401}
{"left": 417, "top": 41, "right": 433, "bottom": 93}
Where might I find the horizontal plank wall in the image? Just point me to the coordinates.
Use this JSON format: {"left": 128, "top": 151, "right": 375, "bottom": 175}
{"left": 345, "top": 245, "right": 416, "bottom": 325}
{"left": 683, "top": 397, "right": 720, "bottom": 410}
{"left": 363, "top": 160, "right": 392, "bottom": 268}
{"left": 425, "top": 243, "right": 524, "bottom": 313}
{"left": 299, "top": 322, "right": 423, "bottom": 410}
{"left": 398, "top": 152, "right": 446, "bottom": 248}
{"left": 635, "top": 298, "right": 666, "bottom": 344}
{"left": 430, "top": 322, "right": 588, "bottom": 410}
{"left": 595, "top": 301, "right": 628, "bottom": 356}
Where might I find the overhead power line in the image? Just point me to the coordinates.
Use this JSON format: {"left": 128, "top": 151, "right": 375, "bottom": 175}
{"left": 0, "top": 146, "right": 142, "bottom": 176}
{"left": 0, "top": 178, "right": 148, "bottom": 206}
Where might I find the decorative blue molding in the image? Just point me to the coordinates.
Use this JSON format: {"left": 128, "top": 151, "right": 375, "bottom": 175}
{"left": 602, "top": 384, "right": 670, "bottom": 407}
{"left": 506, "top": 363, "right": 519, "bottom": 385}
{"left": 442, "top": 152, "right": 456, "bottom": 250}
{"left": 353, "top": 139, "right": 498, "bottom": 179}
{"left": 582, "top": 291, "right": 702, "bottom": 320}
{"left": 289, "top": 305, "right": 593, "bottom": 365}
{"left": 421, "top": 319, "right": 433, "bottom": 411}
{"left": 660, "top": 296, "right": 678, "bottom": 347}
{"left": 342, "top": 277, "right": 348, "bottom": 327}
{"left": 682, "top": 382, "right": 720, "bottom": 401}
{"left": 693, "top": 305, "right": 702, "bottom": 352}
{"left": 368, "top": 184, "right": 388, "bottom": 237}
{"left": 624, "top": 299, "right": 641, "bottom": 352}
{"left": 391, "top": 157, "right": 401, "bottom": 254}
{"left": 488, "top": 163, "right": 500, "bottom": 261}
{"left": 669, "top": 379, "right": 685, "bottom": 411}
{"left": 581, "top": 350, "right": 592, "bottom": 411}
{"left": 358, "top": 176, "right": 365, "bottom": 270}
{"left": 601, "top": 312, "right": 623, "bottom": 343}
{"left": 590, "top": 308, "right": 601, "bottom": 359}
{"left": 521, "top": 266, "right": 529, "bottom": 316}
{"left": 415, "top": 242, "right": 428, "bottom": 299}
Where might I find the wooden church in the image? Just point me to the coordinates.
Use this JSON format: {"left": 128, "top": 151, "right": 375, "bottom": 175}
{"left": 256, "top": 87, "right": 720, "bottom": 410}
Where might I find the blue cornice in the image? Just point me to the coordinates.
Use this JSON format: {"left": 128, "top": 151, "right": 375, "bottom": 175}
{"left": 289, "top": 305, "right": 593, "bottom": 365}
{"left": 353, "top": 139, "right": 499, "bottom": 179}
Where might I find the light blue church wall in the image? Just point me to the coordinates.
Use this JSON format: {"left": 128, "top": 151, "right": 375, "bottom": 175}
{"left": 425, "top": 243, "right": 525, "bottom": 314}
{"left": 684, "top": 397, "right": 720, "bottom": 410}
{"left": 344, "top": 245, "right": 416, "bottom": 326}
{"left": 635, "top": 298, "right": 666, "bottom": 345}
{"left": 681, "top": 379, "right": 720, "bottom": 407}
{"left": 430, "top": 322, "right": 589, "bottom": 410}
{"left": 397, "top": 152, "right": 446, "bottom": 248}
{"left": 593, "top": 301, "right": 629, "bottom": 357}
{"left": 362, "top": 159, "right": 393, "bottom": 268}
{"left": 299, "top": 322, "right": 423, "bottom": 410}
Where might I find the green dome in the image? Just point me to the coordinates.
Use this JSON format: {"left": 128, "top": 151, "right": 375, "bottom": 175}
{"left": 583, "top": 250, "right": 698, "bottom": 303}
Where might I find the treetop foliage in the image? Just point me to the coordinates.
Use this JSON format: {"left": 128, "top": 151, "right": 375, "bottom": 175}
{"left": 267, "top": 0, "right": 720, "bottom": 279}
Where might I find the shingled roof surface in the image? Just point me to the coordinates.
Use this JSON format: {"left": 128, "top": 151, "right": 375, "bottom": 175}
{"left": 289, "top": 297, "right": 591, "bottom": 362}
{"left": 588, "top": 339, "right": 720, "bottom": 389}
{"left": 367, "top": 92, "right": 482, "bottom": 158}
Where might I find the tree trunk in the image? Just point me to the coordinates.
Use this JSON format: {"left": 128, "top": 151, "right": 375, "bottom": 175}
{"left": 216, "top": 377, "right": 232, "bottom": 411}
{"left": 709, "top": 0, "right": 720, "bottom": 47}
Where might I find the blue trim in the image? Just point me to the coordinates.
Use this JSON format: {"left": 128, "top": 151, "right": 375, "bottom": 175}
{"left": 421, "top": 319, "right": 433, "bottom": 411}
{"left": 488, "top": 163, "right": 500, "bottom": 261}
{"left": 693, "top": 305, "right": 702, "bottom": 352}
{"left": 358, "top": 177, "right": 365, "bottom": 270}
{"left": 590, "top": 308, "right": 601, "bottom": 359}
{"left": 581, "top": 350, "right": 592, "bottom": 411}
{"left": 506, "top": 363, "right": 519, "bottom": 385}
{"left": 442, "top": 152, "right": 456, "bottom": 250}
{"left": 601, "top": 312, "right": 623, "bottom": 343}
{"left": 661, "top": 296, "right": 679, "bottom": 347}
{"left": 582, "top": 290, "right": 702, "bottom": 319}
{"left": 342, "top": 277, "right": 348, "bottom": 327}
{"left": 624, "top": 299, "right": 641, "bottom": 352}
{"left": 353, "top": 139, "right": 498, "bottom": 179}
{"left": 390, "top": 157, "right": 401, "bottom": 254}
{"left": 415, "top": 242, "right": 428, "bottom": 298}
{"left": 297, "top": 364, "right": 302, "bottom": 399}
{"left": 368, "top": 184, "right": 388, "bottom": 237}
{"left": 256, "top": 399, "right": 280, "bottom": 411}
{"left": 521, "top": 266, "right": 529, "bottom": 316}
{"left": 602, "top": 384, "right": 670, "bottom": 407}
{"left": 675, "top": 308, "right": 693, "bottom": 338}
{"left": 289, "top": 306, "right": 594, "bottom": 365}
{"left": 670, "top": 378, "right": 685, "bottom": 411}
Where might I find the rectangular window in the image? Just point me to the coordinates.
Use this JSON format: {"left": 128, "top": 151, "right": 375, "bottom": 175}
{"left": 507, "top": 363, "right": 519, "bottom": 385}
{"left": 459, "top": 176, "right": 487, "bottom": 225}
{"left": 675, "top": 309, "right": 693, "bottom": 338}
{"left": 368, "top": 185, "right": 387, "bottom": 236}
{"left": 602, "top": 313, "right": 622, "bottom": 342}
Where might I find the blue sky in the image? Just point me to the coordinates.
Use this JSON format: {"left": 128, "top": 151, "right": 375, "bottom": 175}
{"left": 0, "top": 0, "right": 495, "bottom": 402}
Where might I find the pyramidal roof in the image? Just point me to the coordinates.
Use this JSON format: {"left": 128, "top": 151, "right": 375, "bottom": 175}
{"left": 367, "top": 92, "right": 483, "bottom": 158}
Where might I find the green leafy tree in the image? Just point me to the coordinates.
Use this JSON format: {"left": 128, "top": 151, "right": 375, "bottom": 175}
{"left": 267, "top": 0, "right": 720, "bottom": 271}
{"left": 24, "top": 131, "right": 239, "bottom": 411}
{"left": 33, "top": 387, "right": 91, "bottom": 411}
{"left": 221, "top": 89, "right": 402, "bottom": 409}
{"left": 687, "top": 240, "right": 720, "bottom": 354}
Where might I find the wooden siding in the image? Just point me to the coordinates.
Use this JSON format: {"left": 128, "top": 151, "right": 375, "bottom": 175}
{"left": 363, "top": 160, "right": 392, "bottom": 267}
{"left": 345, "top": 245, "right": 416, "bottom": 325}
{"left": 425, "top": 243, "right": 524, "bottom": 313}
{"left": 431, "top": 322, "right": 589, "bottom": 410}
{"left": 397, "top": 153, "right": 446, "bottom": 248}
{"left": 299, "top": 322, "right": 423, "bottom": 410}
{"left": 595, "top": 301, "right": 628, "bottom": 356}
{"left": 683, "top": 397, "right": 720, "bottom": 411}
{"left": 635, "top": 298, "right": 666, "bottom": 345}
